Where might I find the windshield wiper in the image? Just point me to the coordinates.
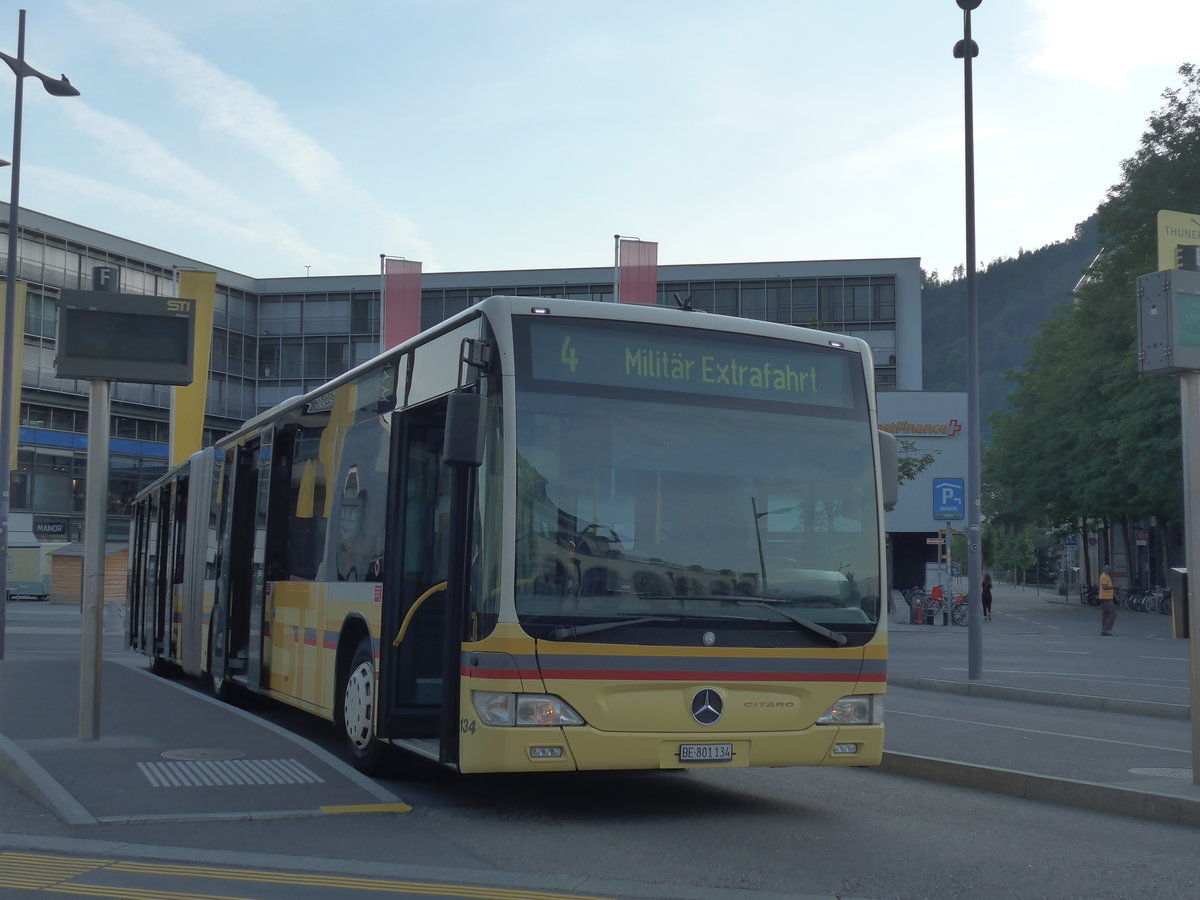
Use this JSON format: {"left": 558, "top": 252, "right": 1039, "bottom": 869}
{"left": 739, "top": 600, "right": 848, "bottom": 646}
{"left": 633, "top": 595, "right": 849, "bottom": 647}
{"left": 547, "top": 615, "right": 679, "bottom": 641}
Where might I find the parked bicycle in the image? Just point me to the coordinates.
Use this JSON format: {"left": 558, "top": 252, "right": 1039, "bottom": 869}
{"left": 950, "top": 592, "right": 968, "bottom": 625}
{"left": 1126, "top": 587, "right": 1149, "bottom": 612}
{"left": 1158, "top": 587, "right": 1172, "bottom": 616}
{"left": 919, "top": 586, "right": 968, "bottom": 625}
{"left": 1125, "top": 585, "right": 1171, "bottom": 615}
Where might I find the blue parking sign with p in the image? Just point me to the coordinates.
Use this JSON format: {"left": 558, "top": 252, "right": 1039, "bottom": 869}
{"left": 933, "top": 478, "right": 965, "bottom": 520}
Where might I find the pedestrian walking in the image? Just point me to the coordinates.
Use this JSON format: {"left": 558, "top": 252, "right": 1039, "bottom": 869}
{"left": 1099, "top": 565, "right": 1116, "bottom": 635}
{"left": 982, "top": 572, "right": 993, "bottom": 620}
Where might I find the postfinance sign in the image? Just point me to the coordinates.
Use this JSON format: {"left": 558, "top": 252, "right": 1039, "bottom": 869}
{"left": 879, "top": 418, "right": 963, "bottom": 438}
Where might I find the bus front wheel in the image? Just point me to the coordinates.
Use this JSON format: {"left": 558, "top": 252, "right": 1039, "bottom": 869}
{"left": 342, "top": 637, "right": 384, "bottom": 773}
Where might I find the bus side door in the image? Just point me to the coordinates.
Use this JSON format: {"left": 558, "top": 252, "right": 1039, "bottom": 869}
{"left": 213, "top": 432, "right": 273, "bottom": 690}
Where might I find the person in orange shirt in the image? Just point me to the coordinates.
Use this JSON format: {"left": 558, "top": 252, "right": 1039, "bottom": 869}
{"left": 1099, "top": 565, "right": 1116, "bottom": 635}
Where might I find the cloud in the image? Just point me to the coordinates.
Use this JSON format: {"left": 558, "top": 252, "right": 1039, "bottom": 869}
{"left": 63, "top": 0, "right": 434, "bottom": 269}
{"left": 62, "top": 103, "right": 246, "bottom": 211}
{"left": 30, "top": 163, "right": 351, "bottom": 274}
{"left": 68, "top": 0, "right": 342, "bottom": 193}
{"left": 1024, "top": 0, "right": 1197, "bottom": 87}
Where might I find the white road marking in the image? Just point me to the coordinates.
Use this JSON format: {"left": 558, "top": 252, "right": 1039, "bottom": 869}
{"left": 888, "top": 709, "right": 1188, "bottom": 754}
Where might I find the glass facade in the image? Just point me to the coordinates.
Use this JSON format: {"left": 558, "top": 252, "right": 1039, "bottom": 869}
{"left": 3, "top": 215, "right": 910, "bottom": 544}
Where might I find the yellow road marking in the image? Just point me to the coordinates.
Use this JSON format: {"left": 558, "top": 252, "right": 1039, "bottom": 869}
{"left": 1, "top": 852, "right": 614, "bottom": 899}
{"left": 319, "top": 801, "right": 414, "bottom": 814}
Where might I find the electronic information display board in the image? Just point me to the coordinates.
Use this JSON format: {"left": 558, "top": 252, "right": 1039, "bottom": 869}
{"left": 1137, "top": 268, "right": 1200, "bottom": 375}
{"left": 514, "top": 316, "right": 862, "bottom": 411}
{"left": 55, "top": 289, "right": 196, "bottom": 385}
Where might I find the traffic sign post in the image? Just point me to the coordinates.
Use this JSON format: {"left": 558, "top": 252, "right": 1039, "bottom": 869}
{"left": 933, "top": 478, "right": 966, "bottom": 521}
{"left": 54, "top": 289, "right": 197, "bottom": 740}
{"left": 931, "top": 481, "right": 965, "bottom": 626}
{"left": 1142, "top": 209, "right": 1200, "bottom": 785}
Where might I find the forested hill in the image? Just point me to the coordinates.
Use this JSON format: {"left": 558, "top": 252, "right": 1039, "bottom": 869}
{"left": 921, "top": 214, "right": 1100, "bottom": 440}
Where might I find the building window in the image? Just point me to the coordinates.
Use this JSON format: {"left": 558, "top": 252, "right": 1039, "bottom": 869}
{"left": 351, "top": 294, "right": 379, "bottom": 334}
{"left": 848, "top": 282, "right": 872, "bottom": 321}
{"left": 765, "top": 284, "right": 788, "bottom": 323}
{"left": 21, "top": 404, "right": 50, "bottom": 428}
{"left": 109, "top": 455, "right": 139, "bottom": 516}
{"left": 714, "top": 283, "right": 737, "bottom": 316}
{"left": 112, "top": 416, "right": 139, "bottom": 439}
{"left": 304, "top": 297, "right": 351, "bottom": 332}
{"left": 260, "top": 299, "right": 302, "bottom": 335}
{"left": 259, "top": 341, "right": 302, "bottom": 378}
{"left": 873, "top": 282, "right": 895, "bottom": 319}
{"left": 23, "top": 291, "right": 56, "bottom": 338}
{"left": 305, "top": 338, "right": 328, "bottom": 379}
{"left": 819, "top": 284, "right": 843, "bottom": 324}
{"left": 791, "top": 283, "right": 818, "bottom": 323}
{"left": 848, "top": 329, "right": 896, "bottom": 364}
{"left": 740, "top": 282, "right": 765, "bottom": 320}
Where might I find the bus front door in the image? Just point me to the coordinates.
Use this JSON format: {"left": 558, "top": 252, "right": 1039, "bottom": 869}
{"left": 378, "top": 399, "right": 459, "bottom": 762}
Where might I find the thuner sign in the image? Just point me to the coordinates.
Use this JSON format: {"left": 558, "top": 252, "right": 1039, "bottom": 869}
{"left": 1157, "top": 209, "right": 1200, "bottom": 271}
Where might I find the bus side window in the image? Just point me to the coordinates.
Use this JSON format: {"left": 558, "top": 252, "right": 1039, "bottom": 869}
{"left": 338, "top": 467, "right": 363, "bottom": 580}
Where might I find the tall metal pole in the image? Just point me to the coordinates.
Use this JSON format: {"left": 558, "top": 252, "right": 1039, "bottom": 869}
{"left": 79, "top": 379, "right": 110, "bottom": 740}
{"left": 0, "top": 9, "right": 79, "bottom": 660}
{"left": 613, "top": 234, "right": 621, "bottom": 304}
{"left": 0, "top": 10, "right": 29, "bottom": 660}
{"left": 1181, "top": 372, "right": 1200, "bottom": 784}
{"left": 955, "top": 0, "right": 984, "bottom": 679}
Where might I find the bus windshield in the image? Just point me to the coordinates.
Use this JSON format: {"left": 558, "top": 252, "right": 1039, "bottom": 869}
{"left": 512, "top": 316, "right": 881, "bottom": 647}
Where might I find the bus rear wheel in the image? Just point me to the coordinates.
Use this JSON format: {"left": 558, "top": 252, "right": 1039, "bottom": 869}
{"left": 342, "top": 637, "right": 385, "bottom": 773}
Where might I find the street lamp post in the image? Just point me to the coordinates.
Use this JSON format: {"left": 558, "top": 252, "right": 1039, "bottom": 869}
{"left": 0, "top": 8, "right": 80, "bottom": 660}
{"left": 953, "top": 0, "right": 984, "bottom": 679}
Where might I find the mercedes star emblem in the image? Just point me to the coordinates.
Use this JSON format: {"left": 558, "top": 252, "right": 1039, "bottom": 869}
{"left": 691, "top": 688, "right": 723, "bottom": 726}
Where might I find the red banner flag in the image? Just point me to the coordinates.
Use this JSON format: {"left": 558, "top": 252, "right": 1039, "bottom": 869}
{"left": 382, "top": 257, "right": 422, "bottom": 350}
{"left": 617, "top": 239, "right": 658, "bottom": 305}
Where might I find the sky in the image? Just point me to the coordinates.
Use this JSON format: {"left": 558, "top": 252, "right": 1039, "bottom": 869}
{"left": 1, "top": 0, "right": 1196, "bottom": 280}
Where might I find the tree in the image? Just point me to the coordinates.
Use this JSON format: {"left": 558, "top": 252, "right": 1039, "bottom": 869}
{"left": 985, "top": 65, "right": 1198, "bottom": 563}
{"left": 996, "top": 528, "right": 1037, "bottom": 585}
{"left": 896, "top": 438, "right": 938, "bottom": 485}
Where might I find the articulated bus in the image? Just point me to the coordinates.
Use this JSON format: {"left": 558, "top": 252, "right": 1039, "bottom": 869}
{"left": 128, "top": 296, "right": 898, "bottom": 774}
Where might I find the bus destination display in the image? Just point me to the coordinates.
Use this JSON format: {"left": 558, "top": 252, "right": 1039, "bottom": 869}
{"left": 522, "top": 317, "right": 859, "bottom": 408}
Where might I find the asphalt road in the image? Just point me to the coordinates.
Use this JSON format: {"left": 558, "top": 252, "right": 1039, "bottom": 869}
{"left": 3, "top": 590, "right": 1199, "bottom": 900}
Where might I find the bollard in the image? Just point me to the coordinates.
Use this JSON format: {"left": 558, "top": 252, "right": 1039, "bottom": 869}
{"left": 913, "top": 596, "right": 922, "bottom": 625}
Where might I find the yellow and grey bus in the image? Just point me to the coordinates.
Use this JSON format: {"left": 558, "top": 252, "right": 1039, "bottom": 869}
{"left": 129, "top": 296, "right": 897, "bottom": 774}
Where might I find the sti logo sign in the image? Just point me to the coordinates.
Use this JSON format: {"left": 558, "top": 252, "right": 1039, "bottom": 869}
{"left": 933, "top": 478, "right": 965, "bottom": 521}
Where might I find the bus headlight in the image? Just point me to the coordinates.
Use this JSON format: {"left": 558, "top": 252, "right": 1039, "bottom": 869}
{"left": 473, "top": 692, "right": 586, "bottom": 727}
{"left": 816, "top": 695, "right": 883, "bottom": 726}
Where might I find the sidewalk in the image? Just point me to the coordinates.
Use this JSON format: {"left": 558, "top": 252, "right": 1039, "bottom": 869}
{"left": 0, "top": 604, "right": 408, "bottom": 826}
{"left": 882, "top": 581, "right": 1199, "bottom": 826}
{"left": 1, "top": 586, "right": 1197, "bottom": 833}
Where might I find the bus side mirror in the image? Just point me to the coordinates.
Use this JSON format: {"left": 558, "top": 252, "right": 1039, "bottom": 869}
{"left": 444, "top": 392, "right": 486, "bottom": 468}
{"left": 878, "top": 429, "right": 898, "bottom": 511}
